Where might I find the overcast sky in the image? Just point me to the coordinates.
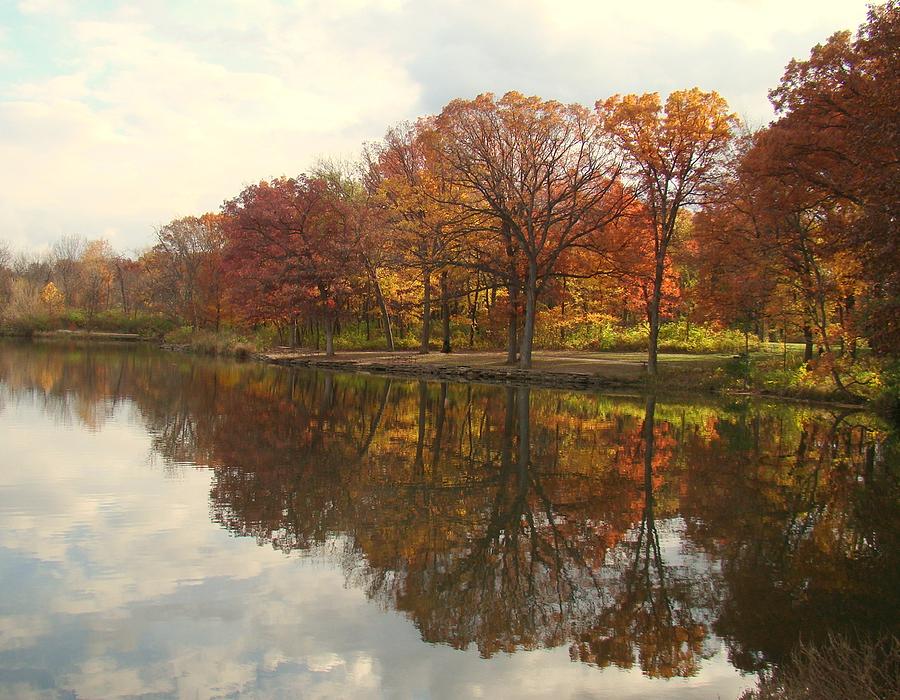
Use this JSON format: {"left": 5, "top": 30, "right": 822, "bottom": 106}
{"left": 0, "top": 0, "right": 871, "bottom": 254}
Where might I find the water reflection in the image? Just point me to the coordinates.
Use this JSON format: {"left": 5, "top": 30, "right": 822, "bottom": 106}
{"left": 0, "top": 341, "right": 897, "bottom": 697}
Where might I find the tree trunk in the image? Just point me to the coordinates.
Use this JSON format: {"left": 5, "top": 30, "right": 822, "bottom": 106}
{"left": 647, "top": 258, "right": 665, "bottom": 377}
{"left": 506, "top": 282, "right": 518, "bottom": 365}
{"left": 364, "top": 290, "right": 371, "bottom": 341}
{"left": 366, "top": 259, "right": 395, "bottom": 351}
{"left": 358, "top": 380, "right": 391, "bottom": 458}
{"left": 803, "top": 324, "right": 814, "bottom": 362}
{"left": 642, "top": 394, "right": 656, "bottom": 516}
{"left": 468, "top": 281, "right": 479, "bottom": 349}
{"left": 519, "top": 261, "right": 538, "bottom": 369}
{"left": 116, "top": 262, "right": 128, "bottom": 315}
{"left": 414, "top": 381, "right": 427, "bottom": 474}
{"left": 324, "top": 316, "right": 335, "bottom": 356}
{"left": 503, "top": 219, "right": 518, "bottom": 365}
{"left": 291, "top": 317, "right": 300, "bottom": 348}
{"left": 502, "top": 386, "right": 515, "bottom": 467}
{"left": 432, "top": 382, "right": 448, "bottom": 465}
{"left": 440, "top": 269, "right": 451, "bottom": 353}
{"left": 560, "top": 277, "right": 567, "bottom": 343}
{"left": 517, "top": 385, "right": 531, "bottom": 479}
{"left": 420, "top": 269, "right": 431, "bottom": 354}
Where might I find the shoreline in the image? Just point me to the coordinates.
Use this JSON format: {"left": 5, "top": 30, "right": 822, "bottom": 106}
{"left": 262, "top": 353, "right": 641, "bottom": 391}
{"left": 12, "top": 336, "right": 869, "bottom": 411}
{"left": 161, "top": 343, "right": 870, "bottom": 410}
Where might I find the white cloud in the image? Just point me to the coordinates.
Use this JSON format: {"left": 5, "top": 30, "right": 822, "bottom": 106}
{"left": 1, "top": 2, "right": 420, "bottom": 251}
{"left": 16, "top": 0, "right": 72, "bottom": 16}
{"left": 0, "top": 0, "right": 870, "bottom": 252}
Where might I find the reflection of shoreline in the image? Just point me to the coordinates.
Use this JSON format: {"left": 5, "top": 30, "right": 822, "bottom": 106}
{"left": 1, "top": 341, "right": 896, "bottom": 682}
{"left": 241, "top": 349, "right": 644, "bottom": 391}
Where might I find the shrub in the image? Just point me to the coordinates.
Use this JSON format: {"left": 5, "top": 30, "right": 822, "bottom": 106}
{"left": 163, "top": 327, "right": 256, "bottom": 358}
{"left": 530, "top": 314, "right": 759, "bottom": 354}
{"left": 739, "top": 634, "right": 898, "bottom": 700}
{"left": 873, "top": 360, "right": 900, "bottom": 423}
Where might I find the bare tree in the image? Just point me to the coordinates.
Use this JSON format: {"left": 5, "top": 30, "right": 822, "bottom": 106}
{"left": 51, "top": 234, "right": 87, "bottom": 307}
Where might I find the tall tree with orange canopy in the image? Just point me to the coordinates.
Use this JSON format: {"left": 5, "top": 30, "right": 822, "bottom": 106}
{"left": 597, "top": 89, "right": 737, "bottom": 376}
{"left": 766, "top": 0, "right": 899, "bottom": 353}
{"left": 437, "top": 92, "right": 632, "bottom": 368}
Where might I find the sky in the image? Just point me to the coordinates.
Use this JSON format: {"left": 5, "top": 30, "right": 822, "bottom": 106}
{"left": 0, "top": 0, "right": 872, "bottom": 255}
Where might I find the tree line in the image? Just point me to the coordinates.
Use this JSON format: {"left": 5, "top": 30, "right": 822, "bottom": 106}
{"left": 1, "top": 2, "right": 896, "bottom": 381}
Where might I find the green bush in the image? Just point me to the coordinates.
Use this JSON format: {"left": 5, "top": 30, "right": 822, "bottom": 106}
{"left": 530, "top": 314, "right": 758, "bottom": 354}
{"left": 60, "top": 309, "right": 87, "bottom": 329}
{"left": 88, "top": 311, "right": 173, "bottom": 337}
{"left": 2, "top": 308, "right": 175, "bottom": 338}
{"left": 0, "top": 313, "right": 53, "bottom": 336}
{"left": 872, "top": 360, "right": 900, "bottom": 423}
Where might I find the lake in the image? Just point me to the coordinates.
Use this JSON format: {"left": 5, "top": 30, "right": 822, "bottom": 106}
{"left": 0, "top": 340, "right": 896, "bottom": 699}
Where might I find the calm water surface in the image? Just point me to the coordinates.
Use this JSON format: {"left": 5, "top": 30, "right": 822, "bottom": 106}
{"left": 0, "top": 341, "right": 897, "bottom": 699}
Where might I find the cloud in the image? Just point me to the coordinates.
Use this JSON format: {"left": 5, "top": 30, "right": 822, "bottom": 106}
{"left": 0, "top": 0, "right": 870, "bottom": 252}
{"left": 16, "top": 0, "right": 72, "bottom": 15}
{"left": 0, "top": 1, "right": 420, "bottom": 252}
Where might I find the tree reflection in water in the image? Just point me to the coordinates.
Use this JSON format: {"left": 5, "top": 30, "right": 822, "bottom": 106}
{"left": 2, "top": 341, "right": 897, "bottom": 679}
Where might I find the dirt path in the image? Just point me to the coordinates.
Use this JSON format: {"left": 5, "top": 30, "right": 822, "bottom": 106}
{"left": 260, "top": 348, "right": 735, "bottom": 388}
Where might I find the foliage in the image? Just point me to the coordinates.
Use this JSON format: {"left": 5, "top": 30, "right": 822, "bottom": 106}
{"left": 873, "top": 359, "right": 900, "bottom": 422}
{"left": 1, "top": 5, "right": 895, "bottom": 399}
{"left": 531, "top": 315, "right": 756, "bottom": 353}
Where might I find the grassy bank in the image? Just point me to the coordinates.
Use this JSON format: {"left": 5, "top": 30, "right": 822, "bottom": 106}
{"left": 0, "top": 309, "right": 175, "bottom": 339}
{"left": 161, "top": 327, "right": 258, "bottom": 358}
{"left": 6, "top": 312, "right": 894, "bottom": 415}
{"left": 157, "top": 324, "right": 899, "bottom": 416}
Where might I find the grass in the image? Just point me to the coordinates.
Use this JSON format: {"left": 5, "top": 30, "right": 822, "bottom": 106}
{"left": 0, "top": 309, "right": 175, "bottom": 338}
{"left": 12, "top": 310, "right": 892, "bottom": 413}
{"left": 303, "top": 318, "right": 763, "bottom": 355}
{"left": 163, "top": 326, "right": 256, "bottom": 359}
{"left": 739, "top": 634, "right": 898, "bottom": 700}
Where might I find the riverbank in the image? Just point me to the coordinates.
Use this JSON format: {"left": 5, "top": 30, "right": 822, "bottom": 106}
{"left": 33, "top": 329, "right": 144, "bottom": 342}
{"left": 38, "top": 336, "right": 884, "bottom": 414}
{"left": 267, "top": 350, "right": 899, "bottom": 414}
{"left": 262, "top": 349, "right": 652, "bottom": 390}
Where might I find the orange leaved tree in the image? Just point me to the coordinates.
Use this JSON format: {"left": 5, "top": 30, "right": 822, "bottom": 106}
{"left": 437, "top": 92, "right": 632, "bottom": 368}
{"left": 597, "top": 89, "right": 737, "bottom": 376}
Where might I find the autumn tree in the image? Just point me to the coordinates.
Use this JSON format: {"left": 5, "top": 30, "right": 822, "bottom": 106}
{"left": 691, "top": 134, "right": 786, "bottom": 347}
{"left": 437, "top": 92, "right": 631, "bottom": 368}
{"left": 111, "top": 255, "right": 142, "bottom": 318}
{"left": 0, "top": 241, "right": 11, "bottom": 309}
{"left": 152, "top": 215, "right": 226, "bottom": 330}
{"left": 79, "top": 239, "right": 116, "bottom": 325}
{"left": 597, "top": 89, "right": 737, "bottom": 376}
{"left": 222, "top": 176, "right": 357, "bottom": 355}
{"left": 51, "top": 234, "right": 86, "bottom": 309}
{"left": 766, "top": 0, "right": 900, "bottom": 354}
{"left": 315, "top": 159, "right": 398, "bottom": 350}
{"left": 368, "top": 120, "right": 472, "bottom": 354}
